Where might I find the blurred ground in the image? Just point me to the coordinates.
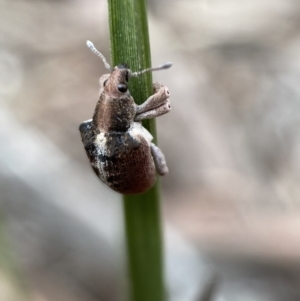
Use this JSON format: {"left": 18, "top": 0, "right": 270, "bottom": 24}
{"left": 2, "top": 0, "right": 300, "bottom": 300}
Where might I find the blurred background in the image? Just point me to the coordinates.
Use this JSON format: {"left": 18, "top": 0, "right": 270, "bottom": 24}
{"left": 2, "top": 0, "right": 300, "bottom": 300}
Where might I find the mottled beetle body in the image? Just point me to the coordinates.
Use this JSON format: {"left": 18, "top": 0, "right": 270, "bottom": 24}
{"left": 80, "top": 41, "right": 172, "bottom": 194}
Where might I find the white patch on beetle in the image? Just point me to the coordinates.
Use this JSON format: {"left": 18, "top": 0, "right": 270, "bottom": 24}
{"left": 129, "top": 122, "right": 153, "bottom": 146}
{"left": 96, "top": 132, "right": 106, "bottom": 144}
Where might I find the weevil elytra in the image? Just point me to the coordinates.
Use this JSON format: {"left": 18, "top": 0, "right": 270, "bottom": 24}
{"left": 79, "top": 41, "right": 172, "bottom": 194}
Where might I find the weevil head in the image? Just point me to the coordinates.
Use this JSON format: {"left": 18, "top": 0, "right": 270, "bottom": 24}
{"left": 86, "top": 40, "right": 173, "bottom": 97}
{"left": 100, "top": 64, "right": 132, "bottom": 97}
{"left": 95, "top": 64, "right": 136, "bottom": 133}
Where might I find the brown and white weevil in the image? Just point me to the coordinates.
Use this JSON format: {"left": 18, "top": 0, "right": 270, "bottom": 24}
{"left": 79, "top": 41, "right": 172, "bottom": 194}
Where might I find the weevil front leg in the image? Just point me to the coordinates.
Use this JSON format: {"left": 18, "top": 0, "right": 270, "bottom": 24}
{"left": 135, "top": 83, "right": 171, "bottom": 121}
{"left": 150, "top": 143, "right": 169, "bottom": 175}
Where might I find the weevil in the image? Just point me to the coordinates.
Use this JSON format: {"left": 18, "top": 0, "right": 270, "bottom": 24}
{"left": 79, "top": 41, "right": 172, "bottom": 194}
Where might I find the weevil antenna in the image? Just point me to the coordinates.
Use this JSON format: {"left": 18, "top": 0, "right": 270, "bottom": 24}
{"left": 86, "top": 40, "right": 112, "bottom": 71}
{"left": 131, "top": 62, "right": 173, "bottom": 77}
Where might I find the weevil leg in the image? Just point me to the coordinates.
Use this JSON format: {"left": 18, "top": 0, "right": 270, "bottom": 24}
{"left": 135, "top": 82, "right": 171, "bottom": 121}
{"left": 150, "top": 143, "right": 169, "bottom": 175}
{"left": 135, "top": 100, "right": 171, "bottom": 121}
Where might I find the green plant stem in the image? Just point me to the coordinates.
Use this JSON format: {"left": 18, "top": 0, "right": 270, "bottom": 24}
{"left": 108, "top": 1, "right": 165, "bottom": 301}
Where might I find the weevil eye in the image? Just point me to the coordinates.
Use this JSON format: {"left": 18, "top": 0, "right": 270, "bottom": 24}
{"left": 103, "top": 79, "right": 108, "bottom": 87}
{"left": 118, "top": 83, "right": 128, "bottom": 93}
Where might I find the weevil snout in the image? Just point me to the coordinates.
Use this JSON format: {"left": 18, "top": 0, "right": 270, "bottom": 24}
{"left": 103, "top": 66, "right": 131, "bottom": 95}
